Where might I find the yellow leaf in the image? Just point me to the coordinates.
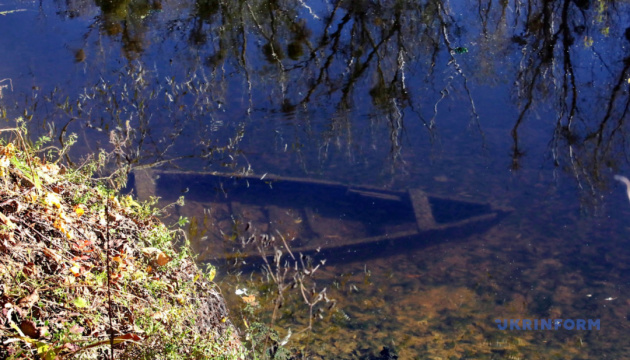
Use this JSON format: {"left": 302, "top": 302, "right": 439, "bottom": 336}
{"left": 0, "top": 143, "right": 15, "bottom": 157}
{"left": 26, "top": 192, "right": 38, "bottom": 203}
{"left": 108, "top": 195, "right": 120, "bottom": 208}
{"left": 36, "top": 341, "right": 54, "bottom": 360}
{"left": 70, "top": 264, "right": 81, "bottom": 277}
{"left": 45, "top": 193, "right": 61, "bottom": 209}
{"left": 241, "top": 295, "right": 259, "bottom": 307}
{"left": 123, "top": 195, "right": 141, "bottom": 208}
{"left": 72, "top": 297, "right": 88, "bottom": 308}
{"left": 132, "top": 271, "right": 145, "bottom": 281}
{"left": 208, "top": 267, "right": 216, "bottom": 282}
{"left": 73, "top": 205, "right": 85, "bottom": 216}
{"left": 53, "top": 219, "right": 67, "bottom": 235}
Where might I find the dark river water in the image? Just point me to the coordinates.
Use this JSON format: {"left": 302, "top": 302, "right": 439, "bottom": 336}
{"left": 3, "top": 0, "right": 630, "bottom": 358}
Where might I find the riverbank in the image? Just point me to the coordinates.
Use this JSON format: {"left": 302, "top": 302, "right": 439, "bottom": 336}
{"left": 0, "top": 128, "right": 245, "bottom": 359}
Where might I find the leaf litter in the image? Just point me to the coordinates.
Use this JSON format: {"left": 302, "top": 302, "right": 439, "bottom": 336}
{"left": 0, "top": 135, "right": 245, "bottom": 359}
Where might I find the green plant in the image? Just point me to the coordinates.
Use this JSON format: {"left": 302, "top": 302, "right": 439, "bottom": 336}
{"left": 0, "top": 123, "right": 245, "bottom": 359}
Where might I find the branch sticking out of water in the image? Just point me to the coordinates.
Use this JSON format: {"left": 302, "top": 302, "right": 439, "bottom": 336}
{"left": 614, "top": 175, "right": 630, "bottom": 203}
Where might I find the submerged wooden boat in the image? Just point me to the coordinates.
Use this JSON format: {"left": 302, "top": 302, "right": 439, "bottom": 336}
{"left": 130, "top": 169, "right": 512, "bottom": 263}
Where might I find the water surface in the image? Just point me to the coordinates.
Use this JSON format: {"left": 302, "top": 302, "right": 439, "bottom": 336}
{"left": 2, "top": 0, "right": 630, "bottom": 357}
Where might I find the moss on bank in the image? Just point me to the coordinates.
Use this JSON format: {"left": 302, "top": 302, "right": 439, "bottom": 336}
{"left": 0, "top": 129, "right": 245, "bottom": 359}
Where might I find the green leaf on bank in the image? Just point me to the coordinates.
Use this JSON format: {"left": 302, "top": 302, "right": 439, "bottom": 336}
{"left": 72, "top": 297, "right": 88, "bottom": 308}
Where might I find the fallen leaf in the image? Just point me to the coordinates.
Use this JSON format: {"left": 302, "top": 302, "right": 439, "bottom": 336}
{"left": 73, "top": 205, "right": 85, "bottom": 217}
{"left": 42, "top": 248, "right": 62, "bottom": 263}
{"left": 0, "top": 199, "right": 22, "bottom": 214}
{"left": 75, "top": 239, "right": 94, "bottom": 252}
{"left": 36, "top": 341, "right": 55, "bottom": 360}
{"left": 69, "top": 324, "right": 84, "bottom": 334}
{"left": 22, "top": 262, "right": 37, "bottom": 277}
{"left": 61, "top": 342, "right": 79, "bottom": 352}
{"left": 20, "top": 319, "right": 40, "bottom": 339}
{"left": 70, "top": 263, "right": 82, "bottom": 277}
{"left": 241, "top": 295, "right": 259, "bottom": 307}
{"left": 0, "top": 229, "right": 14, "bottom": 243}
{"left": 72, "top": 255, "right": 90, "bottom": 262}
{"left": 18, "top": 289, "right": 39, "bottom": 310}
{"left": 72, "top": 297, "right": 88, "bottom": 308}
{"left": 142, "top": 247, "right": 171, "bottom": 267}
{"left": 0, "top": 143, "right": 15, "bottom": 157}
{"left": 155, "top": 252, "right": 170, "bottom": 266}
{"left": 0, "top": 212, "right": 16, "bottom": 229}
{"left": 45, "top": 192, "right": 62, "bottom": 209}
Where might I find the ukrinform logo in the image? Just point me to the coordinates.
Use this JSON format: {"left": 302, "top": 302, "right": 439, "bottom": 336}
{"left": 495, "top": 319, "right": 600, "bottom": 331}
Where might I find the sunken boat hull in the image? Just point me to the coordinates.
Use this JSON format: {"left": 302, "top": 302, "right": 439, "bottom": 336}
{"left": 130, "top": 170, "right": 512, "bottom": 265}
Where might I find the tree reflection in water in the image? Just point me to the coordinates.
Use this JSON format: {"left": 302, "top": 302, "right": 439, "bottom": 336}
{"left": 24, "top": 0, "right": 624, "bottom": 201}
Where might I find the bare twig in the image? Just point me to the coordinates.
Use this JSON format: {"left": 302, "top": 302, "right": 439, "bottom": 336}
{"left": 105, "top": 198, "right": 115, "bottom": 359}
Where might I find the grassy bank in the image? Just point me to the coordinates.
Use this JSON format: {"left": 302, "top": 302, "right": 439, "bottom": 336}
{"left": 0, "top": 125, "right": 245, "bottom": 359}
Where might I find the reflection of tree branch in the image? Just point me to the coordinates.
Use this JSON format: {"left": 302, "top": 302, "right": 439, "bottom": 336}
{"left": 435, "top": 2, "right": 484, "bottom": 143}
{"left": 549, "top": 0, "right": 581, "bottom": 182}
{"left": 299, "top": 13, "right": 351, "bottom": 105}
{"left": 586, "top": 57, "right": 630, "bottom": 169}
{"left": 511, "top": 65, "right": 539, "bottom": 170}
{"left": 338, "top": 15, "right": 400, "bottom": 107}
{"left": 511, "top": 0, "right": 569, "bottom": 171}
{"left": 239, "top": 4, "right": 254, "bottom": 115}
